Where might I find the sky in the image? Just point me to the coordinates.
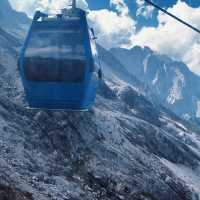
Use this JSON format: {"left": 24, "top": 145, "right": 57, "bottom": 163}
{"left": 8, "top": 0, "right": 200, "bottom": 75}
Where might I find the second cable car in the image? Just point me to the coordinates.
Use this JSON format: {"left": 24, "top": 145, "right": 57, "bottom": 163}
{"left": 18, "top": 0, "right": 102, "bottom": 110}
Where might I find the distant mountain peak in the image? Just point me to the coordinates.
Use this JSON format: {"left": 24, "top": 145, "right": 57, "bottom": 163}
{"left": 0, "top": 0, "right": 30, "bottom": 30}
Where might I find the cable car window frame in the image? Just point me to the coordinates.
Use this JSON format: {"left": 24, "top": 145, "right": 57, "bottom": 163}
{"left": 23, "top": 23, "right": 87, "bottom": 83}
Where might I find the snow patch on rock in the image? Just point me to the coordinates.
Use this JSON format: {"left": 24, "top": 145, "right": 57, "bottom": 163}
{"left": 152, "top": 71, "right": 159, "bottom": 85}
{"left": 167, "top": 69, "right": 185, "bottom": 104}
{"left": 143, "top": 54, "right": 151, "bottom": 74}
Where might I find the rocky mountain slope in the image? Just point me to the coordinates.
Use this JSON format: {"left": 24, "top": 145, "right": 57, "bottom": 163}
{"left": 1, "top": 1, "right": 200, "bottom": 199}
{"left": 1, "top": 83, "right": 200, "bottom": 200}
{"left": 111, "top": 46, "right": 200, "bottom": 124}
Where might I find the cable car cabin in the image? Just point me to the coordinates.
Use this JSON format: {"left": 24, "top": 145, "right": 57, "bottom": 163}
{"left": 18, "top": 6, "right": 101, "bottom": 110}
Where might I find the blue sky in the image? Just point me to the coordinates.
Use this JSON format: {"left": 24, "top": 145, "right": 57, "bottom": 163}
{"left": 87, "top": 0, "right": 200, "bottom": 10}
{"left": 86, "top": 0, "right": 200, "bottom": 30}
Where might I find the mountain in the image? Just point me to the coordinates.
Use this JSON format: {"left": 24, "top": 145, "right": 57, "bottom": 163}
{"left": 0, "top": 0, "right": 30, "bottom": 38}
{"left": 111, "top": 46, "right": 200, "bottom": 124}
{"left": 97, "top": 44, "right": 156, "bottom": 103}
{"left": 1, "top": 0, "right": 200, "bottom": 199}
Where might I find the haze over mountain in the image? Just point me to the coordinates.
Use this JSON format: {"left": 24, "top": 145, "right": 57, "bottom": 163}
{"left": 1, "top": 0, "right": 200, "bottom": 199}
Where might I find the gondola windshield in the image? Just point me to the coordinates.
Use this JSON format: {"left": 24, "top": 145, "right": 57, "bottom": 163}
{"left": 24, "top": 23, "right": 86, "bottom": 82}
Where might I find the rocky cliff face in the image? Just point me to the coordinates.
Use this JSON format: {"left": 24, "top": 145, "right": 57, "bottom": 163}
{"left": 111, "top": 46, "right": 200, "bottom": 125}
{"left": 1, "top": 1, "right": 200, "bottom": 199}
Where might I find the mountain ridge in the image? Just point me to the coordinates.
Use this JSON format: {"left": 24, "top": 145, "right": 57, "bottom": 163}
{"left": 110, "top": 46, "right": 200, "bottom": 124}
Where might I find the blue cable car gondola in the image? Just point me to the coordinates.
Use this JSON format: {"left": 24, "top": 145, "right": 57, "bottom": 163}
{"left": 18, "top": 0, "right": 102, "bottom": 111}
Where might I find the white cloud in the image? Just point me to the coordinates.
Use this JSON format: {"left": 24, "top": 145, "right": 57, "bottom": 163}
{"left": 110, "top": 0, "right": 129, "bottom": 16}
{"left": 184, "top": 43, "right": 200, "bottom": 75}
{"left": 88, "top": 0, "right": 135, "bottom": 49}
{"left": 88, "top": 9, "right": 136, "bottom": 49}
{"left": 9, "top": 0, "right": 88, "bottom": 17}
{"left": 136, "top": 0, "right": 154, "bottom": 19}
{"left": 137, "top": 5, "right": 154, "bottom": 19}
{"left": 136, "top": 0, "right": 144, "bottom": 6}
{"left": 133, "top": 0, "right": 200, "bottom": 75}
